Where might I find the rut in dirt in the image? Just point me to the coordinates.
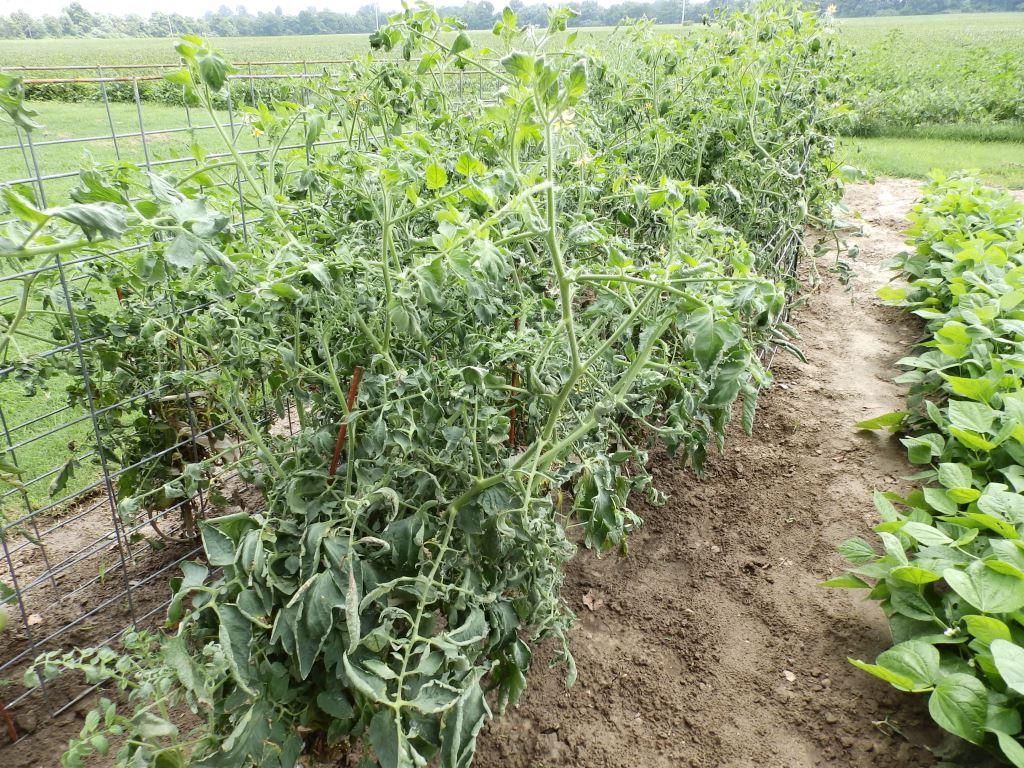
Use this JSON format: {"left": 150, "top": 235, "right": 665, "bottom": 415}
{"left": 475, "top": 179, "right": 940, "bottom": 768}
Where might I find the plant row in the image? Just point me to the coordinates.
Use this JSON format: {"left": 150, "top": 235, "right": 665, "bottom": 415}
{"left": 1, "top": 3, "right": 847, "bottom": 767}
{"left": 838, "top": 174, "right": 1024, "bottom": 765}
{"left": 844, "top": 28, "right": 1024, "bottom": 136}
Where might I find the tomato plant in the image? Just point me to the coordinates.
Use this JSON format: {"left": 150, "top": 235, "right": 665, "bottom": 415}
{"left": 2, "top": 2, "right": 848, "bottom": 766}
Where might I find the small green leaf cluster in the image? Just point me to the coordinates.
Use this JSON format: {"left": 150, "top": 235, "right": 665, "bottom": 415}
{"left": 838, "top": 174, "right": 1024, "bottom": 764}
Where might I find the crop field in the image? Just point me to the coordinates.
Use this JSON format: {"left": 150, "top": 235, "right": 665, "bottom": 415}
{"left": 2, "top": 4, "right": 1024, "bottom": 768}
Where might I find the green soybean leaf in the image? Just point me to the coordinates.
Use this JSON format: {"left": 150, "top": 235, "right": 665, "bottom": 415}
{"left": 979, "top": 489, "right": 1024, "bottom": 522}
{"left": 901, "top": 521, "right": 954, "bottom": 547}
{"left": 948, "top": 400, "right": 997, "bottom": 433}
{"left": 821, "top": 574, "right": 869, "bottom": 589}
{"left": 855, "top": 412, "right": 906, "bottom": 431}
{"left": 937, "top": 463, "right": 973, "bottom": 491}
{"left": 890, "top": 565, "right": 941, "bottom": 585}
{"left": 928, "top": 674, "right": 988, "bottom": 744}
{"left": 943, "top": 375, "right": 996, "bottom": 404}
{"left": 987, "top": 700, "right": 1021, "bottom": 736}
{"left": 962, "top": 512, "right": 1018, "bottom": 539}
{"left": 963, "top": 615, "right": 1012, "bottom": 644}
{"left": 943, "top": 561, "right": 1024, "bottom": 614}
{"left": 996, "top": 732, "right": 1024, "bottom": 768}
{"left": 992, "top": 639, "right": 1024, "bottom": 695}
{"left": 877, "top": 641, "right": 941, "bottom": 689}
{"left": 923, "top": 486, "right": 958, "bottom": 515}
{"left": 837, "top": 537, "right": 876, "bottom": 565}
{"left": 848, "top": 659, "right": 919, "bottom": 691}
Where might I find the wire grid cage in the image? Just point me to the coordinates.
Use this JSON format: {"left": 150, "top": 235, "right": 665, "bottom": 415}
{"left": 0, "top": 52, "right": 810, "bottom": 736}
{"left": 0, "top": 58, "right": 493, "bottom": 727}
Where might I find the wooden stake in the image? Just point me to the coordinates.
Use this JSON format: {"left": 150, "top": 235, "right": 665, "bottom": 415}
{"left": 328, "top": 365, "right": 363, "bottom": 478}
{"left": 0, "top": 697, "right": 18, "bottom": 743}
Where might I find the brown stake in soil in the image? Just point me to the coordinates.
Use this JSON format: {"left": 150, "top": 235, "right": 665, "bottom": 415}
{"left": 475, "top": 179, "right": 938, "bottom": 768}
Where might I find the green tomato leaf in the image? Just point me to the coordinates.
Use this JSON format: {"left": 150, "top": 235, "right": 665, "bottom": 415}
{"left": 501, "top": 51, "right": 535, "bottom": 82}
{"left": 450, "top": 31, "right": 472, "bottom": 56}
{"left": 369, "top": 708, "right": 404, "bottom": 768}
{"left": 425, "top": 163, "right": 448, "bottom": 191}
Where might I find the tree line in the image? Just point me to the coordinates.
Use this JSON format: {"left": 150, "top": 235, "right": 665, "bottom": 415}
{"left": 0, "top": 0, "right": 1020, "bottom": 39}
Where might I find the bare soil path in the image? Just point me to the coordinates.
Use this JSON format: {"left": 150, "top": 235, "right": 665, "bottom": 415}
{"left": 476, "top": 179, "right": 939, "bottom": 768}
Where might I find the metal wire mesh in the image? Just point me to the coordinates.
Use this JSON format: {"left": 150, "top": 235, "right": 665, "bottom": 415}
{"left": 0, "top": 57, "right": 485, "bottom": 726}
{"left": 0, "top": 53, "right": 805, "bottom": 737}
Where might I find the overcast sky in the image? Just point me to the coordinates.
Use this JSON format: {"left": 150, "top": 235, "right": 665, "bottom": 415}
{"left": 0, "top": 0, "right": 630, "bottom": 18}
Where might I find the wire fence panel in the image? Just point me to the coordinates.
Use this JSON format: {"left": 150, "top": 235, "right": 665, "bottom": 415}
{"left": 0, "top": 54, "right": 496, "bottom": 728}
{"left": 0, "top": 59, "right": 378, "bottom": 723}
{"left": 0, "top": 51, "right": 796, "bottom": 740}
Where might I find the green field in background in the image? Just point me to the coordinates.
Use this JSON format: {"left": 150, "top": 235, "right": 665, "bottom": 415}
{"left": 0, "top": 12, "right": 1020, "bottom": 70}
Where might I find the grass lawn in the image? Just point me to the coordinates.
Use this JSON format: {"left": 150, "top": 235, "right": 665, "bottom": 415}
{"left": 0, "top": 100, "right": 263, "bottom": 202}
{"left": 0, "top": 301, "right": 102, "bottom": 518}
{"left": 841, "top": 136, "right": 1024, "bottom": 189}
